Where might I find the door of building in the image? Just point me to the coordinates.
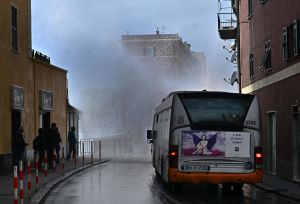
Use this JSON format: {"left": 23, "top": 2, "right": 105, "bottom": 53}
{"left": 41, "top": 112, "right": 50, "bottom": 130}
{"left": 11, "top": 110, "right": 21, "bottom": 166}
{"left": 292, "top": 105, "right": 300, "bottom": 181}
{"left": 267, "top": 111, "right": 277, "bottom": 175}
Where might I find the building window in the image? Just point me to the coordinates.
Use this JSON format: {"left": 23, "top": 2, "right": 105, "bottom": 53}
{"left": 248, "top": 0, "right": 253, "bottom": 17}
{"left": 267, "top": 111, "right": 277, "bottom": 174}
{"left": 143, "top": 47, "right": 156, "bottom": 56}
{"left": 259, "top": 0, "right": 268, "bottom": 4}
{"left": 282, "top": 20, "right": 299, "bottom": 61}
{"left": 260, "top": 41, "right": 271, "bottom": 71}
{"left": 11, "top": 6, "right": 18, "bottom": 52}
{"left": 153, "top": 47, "right": 157, "bottom": 56}
{"left": 249, "top": 52, "right": 254, "bottom": 79}
{"left": 282, "top": 27, "right": 288, "bottom": 61}
{"left": 293, "top": 20, "right": 299, "bottom": 56}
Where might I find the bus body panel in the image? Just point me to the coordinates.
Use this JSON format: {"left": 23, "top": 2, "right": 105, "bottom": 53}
{"left": 149, "top": 91, "right": 263, "bottom": 185}
{"left": 168, "top": 168, "right": 263, "bottom": 184}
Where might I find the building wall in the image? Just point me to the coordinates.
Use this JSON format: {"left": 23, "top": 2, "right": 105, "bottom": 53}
{"left": 0, "top": 0, "right": 68, "bottom": 174}
{"left": 122, "top": 34, "right": 189, "bottom": 71}
{"left": 0, "top": 0, "right": 34, "bottom": 156}
{"left": 240, "top": 0, "right": 300, "bottom": 180}
{"left": 239, "top": 0, "right": 251, "bottom": 86}
{"left": 241, "top": 0, "right": 300, "bottom": 87}
{"left": 33, "top": 60, "right": 67, "bottom": 143}
{"left": 121, "top": 33, "right": 204, "bottom": 79}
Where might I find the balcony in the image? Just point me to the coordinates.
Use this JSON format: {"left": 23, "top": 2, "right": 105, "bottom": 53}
{"left": 217, "top": 12, "right": 237, "bottom": 40}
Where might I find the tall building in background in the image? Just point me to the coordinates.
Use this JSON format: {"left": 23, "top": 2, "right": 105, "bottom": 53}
{"left": 121, "top": 30, "right": 206, "bottom": 81}
{"left": 217, "top": 0, "right": 300, "bottom": 182}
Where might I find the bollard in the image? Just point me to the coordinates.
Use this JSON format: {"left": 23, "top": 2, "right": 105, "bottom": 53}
{"left": 74, "top": 144, "right": 77, "bottom": 168}
{"left": 13, "top": 165, "right": 18, "bottom": 204}
{"left": 44, "top": 150, "right": 48, "bottom": 184}
{"left": 99, "top": 140, "right": 101, "bottom": 160}
{"left": 62, "top": 146, "right": 65, "bottom": 170}
{"left": 74, "top": 152, "right": 77, "bottom": 168}
{"left": 19, "top": 161, "right": 24, "bottom": 204}
{"left": 35, "top": 154, "right": 39, "bottom": 192}
{"left": 27, "top": 157, "right": 31, "bottom": 198}
{"left": 82, "top": 142, "right": 85, "bottom": 165}
{"left": 91, "top": 141, "right": 93, "bottom": 163}
{"left": 53, "top": 149, "right": 56, "bottom": 173}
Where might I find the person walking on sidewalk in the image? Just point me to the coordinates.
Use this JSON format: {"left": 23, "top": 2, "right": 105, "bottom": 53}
{"left": 12, "top": 126, "right": 28, "bottom": 166}
{"left": 54, "top": 126, "right": 62, "bottom": 164}
{"left": 46, "top": 123, "right": 61, "bottom": 167}
{"left": 67, "top": 126, "right": 77, "bottom": 160}
{"left": 48, "top": 123, "right": 62, "bottom": 164}
{"left": 33, "top": 128, "right": 45, "bottom": 169}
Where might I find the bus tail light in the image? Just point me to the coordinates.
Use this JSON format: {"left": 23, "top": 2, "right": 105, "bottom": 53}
{"left": 169, "top": 145, "right": 178, "bottom": 168}
{"left": 255, "top": 146, "right": 263, "bottom": 169}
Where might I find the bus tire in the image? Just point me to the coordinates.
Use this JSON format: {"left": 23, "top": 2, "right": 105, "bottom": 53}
{"left": 233, "top": 183, "right": 243, "bottom": 195}
{"left": 208, "top": 183, "right": 218, "bottom": 195}
{"left": 155, "top": 170, "right": 161, "bottom": 180}
{"left": 160, "top": 156, "right": 165, "bottom": 182}
{"left": 222, "top": 183, "right": 232, "bottom": 195}
{"left": 169, "top": 183, "right": 182, "bottom": 193}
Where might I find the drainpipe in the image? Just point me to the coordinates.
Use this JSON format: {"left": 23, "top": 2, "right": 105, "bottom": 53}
{"left": 236, "top": 0, "right": 242, "bottom": 93}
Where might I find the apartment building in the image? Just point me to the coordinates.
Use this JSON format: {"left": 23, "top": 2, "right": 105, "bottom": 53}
{"left": 218, "top": 0, "right": 300, "bottom": 181}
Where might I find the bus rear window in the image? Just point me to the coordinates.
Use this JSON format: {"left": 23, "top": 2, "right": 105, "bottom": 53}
{"left": 179, "top": 93, "right": 254, "bottom": 130}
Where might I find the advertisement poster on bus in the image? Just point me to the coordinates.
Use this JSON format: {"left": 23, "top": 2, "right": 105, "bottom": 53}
{"left": 181, "top": 130, "right": 250, "bottom": 158}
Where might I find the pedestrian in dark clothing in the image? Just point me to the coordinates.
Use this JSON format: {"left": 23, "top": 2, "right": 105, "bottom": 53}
{"left": 33, "top": 128, "right": 45, "bottom": 169}
{"left": 67, "top": 126, "right": 77, "bottom": 160}
{"left": 47, "top": 123, "right": 62, "bottom": 164}
{"left": 45, "top": 123, "right": 58, "bottom": 167}
{"left": 54, "top": 126, "right": 62, "bottom": 163}
{"left": 12, "top": 126, "right": 28, "bottom": 166}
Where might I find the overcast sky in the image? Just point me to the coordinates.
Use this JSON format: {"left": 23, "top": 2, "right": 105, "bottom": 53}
{"left": 31, "top": 0, "right": 237, "bottom": 108}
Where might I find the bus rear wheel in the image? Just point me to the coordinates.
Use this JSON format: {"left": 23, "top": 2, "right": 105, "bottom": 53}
{"left": 233, "top": 183, "right": 243, "bottom": 195}
{"left": 222, "top": 183, "right": 243, "bottom": 196}
{"left": 169, "top": 183, "right": 183, "bottom": 193}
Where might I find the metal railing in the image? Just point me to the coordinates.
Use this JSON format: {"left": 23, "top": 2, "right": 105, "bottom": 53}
{"left": 32, "top": 49, "right": 51, "bottom": 64}
{"left": 217, "top": 12, "right": 237, "bottom": 30}
{"left": 78, "top": 139, "right": 102, "bottom": 160}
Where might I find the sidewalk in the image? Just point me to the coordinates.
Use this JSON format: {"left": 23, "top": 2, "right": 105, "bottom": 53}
{"left": 2, "top": 160, "right": 300, "bottom": 203}
{"left": 0, "top": 156, "right": 107, "bottom": 204}
{"left": 254, "top": 174, "right": 300, "bottom": 202}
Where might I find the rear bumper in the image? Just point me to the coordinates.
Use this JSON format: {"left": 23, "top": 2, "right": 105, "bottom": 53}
{"left": 168, "top": 168, "right": 263, "bottom": 184}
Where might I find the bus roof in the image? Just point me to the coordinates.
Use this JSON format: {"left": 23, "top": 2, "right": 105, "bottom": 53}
{"left": 154, "top": 90, "right": 255, "bottom": 115}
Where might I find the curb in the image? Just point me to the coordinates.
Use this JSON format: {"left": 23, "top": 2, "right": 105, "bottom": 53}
{"left": 252, "top": 183, "right": 300, "bottom": 202}
{"left": 28, "top": 160, "right": 109, "bottom": 204}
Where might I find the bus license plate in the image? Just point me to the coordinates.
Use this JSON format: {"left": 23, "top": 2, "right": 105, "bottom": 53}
{"left": 183, "top": 164, "right": 210, "bottom": 171}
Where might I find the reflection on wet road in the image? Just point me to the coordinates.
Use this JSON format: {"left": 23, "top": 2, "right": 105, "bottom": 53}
{"left": 44, "top": 159, "right": 298, "bottom": 204}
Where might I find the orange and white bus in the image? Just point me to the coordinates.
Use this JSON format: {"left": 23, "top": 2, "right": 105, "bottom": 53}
{"left": 146, "top": 91, "right": 263, "bottom": 192}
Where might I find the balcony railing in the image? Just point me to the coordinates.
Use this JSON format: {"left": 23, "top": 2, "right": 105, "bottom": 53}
{"left": 217, "top": 12, "right": 237, "bottom": 39}
{"left": 32, "top": 50, "right": 51, "bottom": 64}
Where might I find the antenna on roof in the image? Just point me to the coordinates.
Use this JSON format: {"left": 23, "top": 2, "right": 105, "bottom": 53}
{"left": 156, "top": 27, "right": 159, "bottom": 35}
{"left": 224, "top": 71, "right": 239, "bottom": 85}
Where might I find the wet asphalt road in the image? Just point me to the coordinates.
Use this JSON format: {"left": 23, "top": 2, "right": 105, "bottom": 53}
{"left": 44, "top": 159, "right": 299, "bottom": 204}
